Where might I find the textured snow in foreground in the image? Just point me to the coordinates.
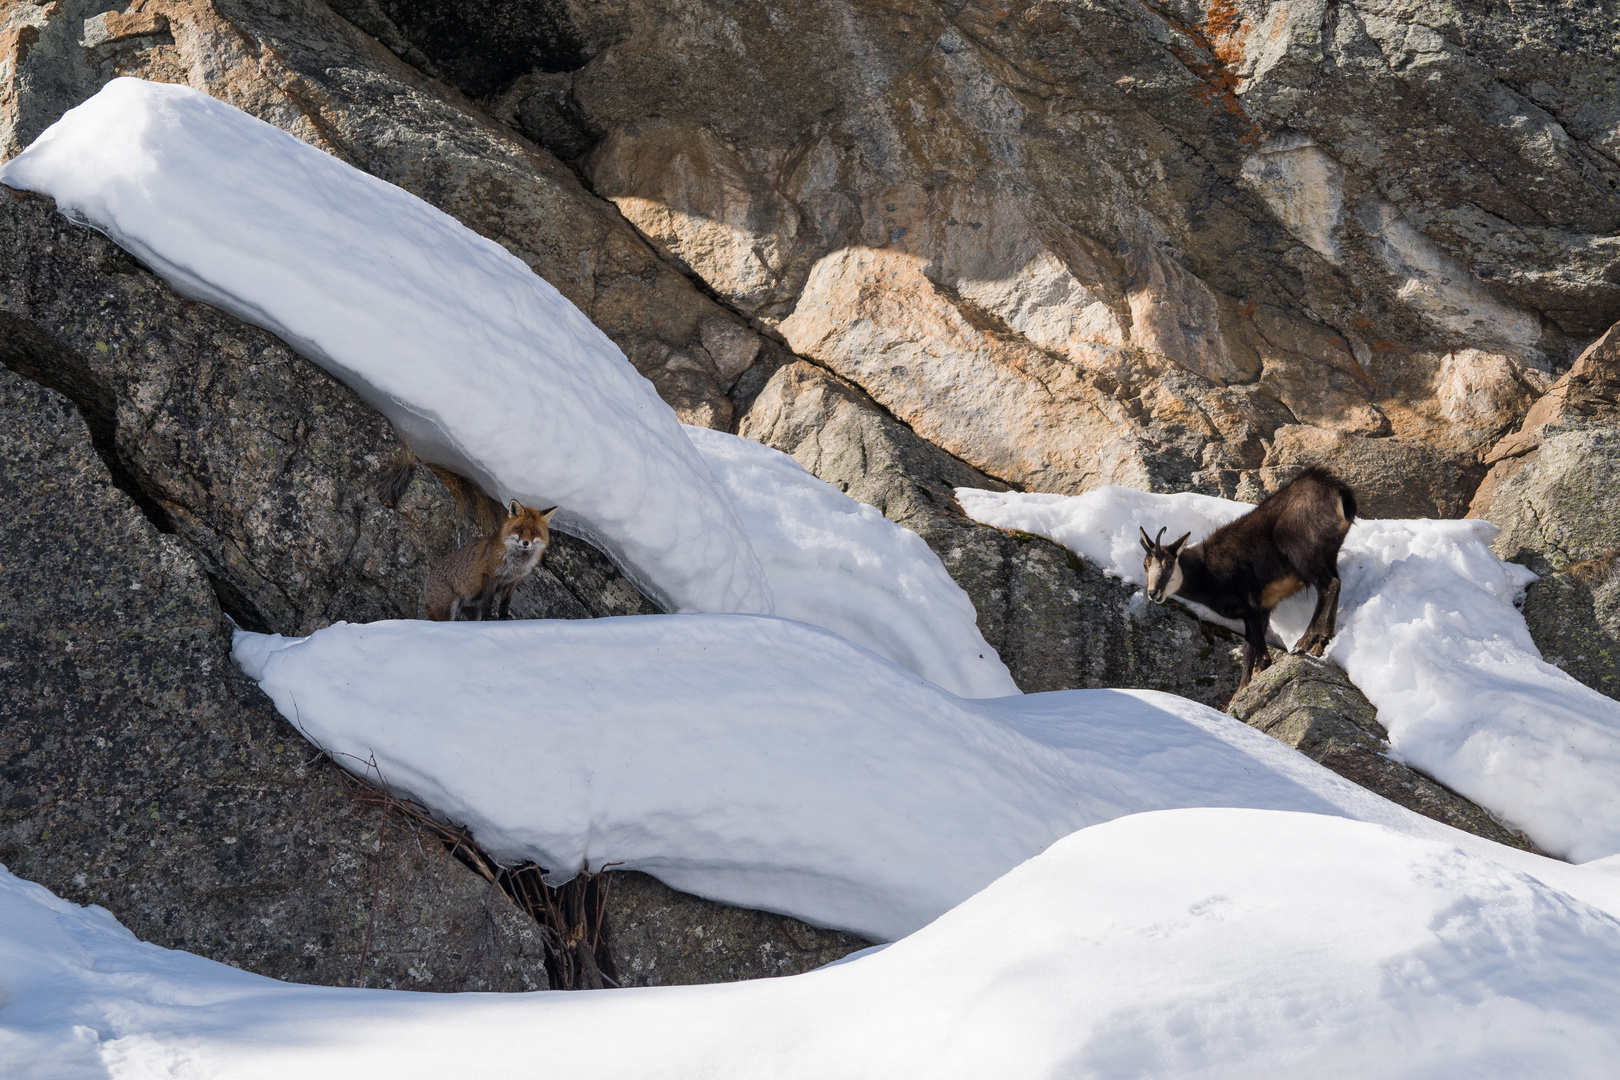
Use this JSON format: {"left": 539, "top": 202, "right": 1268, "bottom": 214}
{"left": 957, "top": 485, "right": 1620, "bottom": 863}
{"left": 232, "top": 616, "right": 1620, "bottom": 941}
{"left": 685, "top": 427, "right": 1017, "bottom": 697}
{"left": 0, "top": 78, "right": 769, "bottom": 616}
{"left": 8, "top": 810, "right": 1620, "bottom": 1079}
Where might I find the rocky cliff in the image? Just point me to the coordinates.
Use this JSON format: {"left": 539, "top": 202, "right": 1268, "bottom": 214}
{"left": 2, "top": 0, "right": 1618, "bottom": 994}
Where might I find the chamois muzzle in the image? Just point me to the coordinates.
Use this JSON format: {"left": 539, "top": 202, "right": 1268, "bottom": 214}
{"left": 1140, "top": 526, "right": 1174, "bottom": 604}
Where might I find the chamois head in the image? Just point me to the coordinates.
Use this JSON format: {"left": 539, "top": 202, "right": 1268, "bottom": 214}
{"left": 1139, "top": 526, "right": 1190, "bottom": 604}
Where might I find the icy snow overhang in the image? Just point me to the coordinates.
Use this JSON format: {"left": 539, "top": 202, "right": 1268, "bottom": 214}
{"left": 0, "top": 77, "right": 771, "bottom": 616}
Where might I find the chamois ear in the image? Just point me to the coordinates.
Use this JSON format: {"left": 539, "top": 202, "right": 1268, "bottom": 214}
{"left": 508, "top": 499, "right": 523, "bottom": 517}
{"left": 1139, "top": 526, "right": 1154, "bottom": 553}
{"left": 539, "top": 505, "right": 558, "bottom": 522}
{"left": 1168, "top": 531, "right": 1191, "bottom": 555}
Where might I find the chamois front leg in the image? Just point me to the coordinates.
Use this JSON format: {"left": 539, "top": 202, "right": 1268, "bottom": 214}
{"left": 1292, "top": 577, "right": 1342, "bottom": 657}
{"left": 1236, "top": 612, "right": 1272, "bottom": 694}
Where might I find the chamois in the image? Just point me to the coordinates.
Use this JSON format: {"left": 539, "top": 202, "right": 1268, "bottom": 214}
{"left": 1139, "top": 467, "right": 1357, "bottom": 693}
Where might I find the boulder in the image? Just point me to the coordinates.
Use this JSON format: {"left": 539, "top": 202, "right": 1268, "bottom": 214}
{"left": 740, "top": 360, "right": 1244, "bottom": 704}
{"left": 1472, "top": 321, "right": 1620, "bottom": 699}
{"left": 370, "top": 0, "right": 1602, "bottom": 509}
{"left": 0, "top": 363, "right": 553, "bottom": 990}
{"left": 603, "top": 872, "right": 870, "bottom": 987}
{"left": 0, "top": 0, "right": 775, "bottom": 429}
{"left": 1515, "top": 554, "right": 1620, "bottom": 702}
{"left": 2, "top": 186, "right": 878, "bottom": 990}
{"left": 0, "top": 189, "right": 656, "bottom": 636}
{"left": 1228, "top": 656, "right": 1540, "bottom": 853}
{"left": 1473, "top": 322, "right": 1620, "bottom": 572}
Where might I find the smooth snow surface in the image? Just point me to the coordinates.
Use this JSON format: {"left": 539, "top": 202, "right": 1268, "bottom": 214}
{"left": 957, "top": 485, "right": 1620, "bottom": 863}
{"left": 685, "top": 426, "right": 1017, "bottom": 697}
{"left": 8, "top": 810, "right": 1620, "bottom": 1079}
{"left": 232, "top": 616, "right": 1616, "bottom": 941}
{"left": 0, "top": 77, "right": 770, "bottom": 616}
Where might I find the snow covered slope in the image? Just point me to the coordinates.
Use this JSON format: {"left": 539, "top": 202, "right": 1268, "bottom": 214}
{"left": 7, "top": 809, "right": 1620, "bottom": 1079}
{"left": 0, "top": 77, "right": 770, "bottom": 616}
{"left": 685, "top": 427, "right": 1017, "bottom": 698}
{"left": 232, "top": 616, "right": 1620, "bottom": 941}
{"left": 957, "top": 485, "right": 1620, "bottom": 863}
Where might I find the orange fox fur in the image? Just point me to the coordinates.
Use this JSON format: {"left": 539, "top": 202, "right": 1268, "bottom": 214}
{"left": 423, "top": 500, "right": 557, "bottom": 621}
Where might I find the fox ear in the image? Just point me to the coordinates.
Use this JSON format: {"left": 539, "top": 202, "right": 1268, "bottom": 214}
{"left": 539, "top": 505, "right": 558, "bottom": 522}
{"left": 1169, "top": 531, "right": 1191, "bottom": 555}
{"left": 508, "top": 499, "right": 522, "bottom": 517}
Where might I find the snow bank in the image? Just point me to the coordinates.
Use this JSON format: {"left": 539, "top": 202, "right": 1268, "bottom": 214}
{"left": 685, "top": 427, "right": 1017, "bottom": 697}
{"left": 232, "top": 615, "right": 1605, "bottom": 941}
{"left": 958, "top": 485, "right": 1620, "bottom": 863}
{"left": 0, "top": 77, "right": 769, "bottom": 616}
{"left": 8, "top": 810, "right": 1620, "bottom": 1079}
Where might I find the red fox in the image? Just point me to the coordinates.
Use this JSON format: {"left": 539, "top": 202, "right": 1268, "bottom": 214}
{"left": 423, "top": 501, "right": 558, "bottom": 621}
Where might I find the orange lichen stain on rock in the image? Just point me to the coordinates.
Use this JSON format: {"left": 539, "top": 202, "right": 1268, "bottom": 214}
{"left": 1140, "top": 0, "right": 1262, "bottom": 142}
{"left": 1204, "top": 0, "right": 1252, "bottom": 66}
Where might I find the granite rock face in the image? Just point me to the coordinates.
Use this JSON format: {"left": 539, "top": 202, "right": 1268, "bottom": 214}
{"left": 0, "top": 0, "right": 776, "bottom": 429}
{"left": 0, "top": 189, "right": 656, "bottom": 636}
{"left": 0, "top": 363, "right": 553, "bottom": 990}
{"left": 1228, "top": 655, "right": 1540, "bottom": 852}
{"left": 740, "top": 360, "right": 1244, "bottom": 703}
{"left": 602, "top": 871, "right": 870, "bottom": 987}
{"left": 1472, "top": 320, "right": 1620, "bottom": 700}
{"left": 0, "top": 187, "right": 891, "bottom": 990}
{"left": 1474, "top": 322, "right": 1620, "bottom": 573}
{"left": 367, "top": 0, "right": 1611, "bottom": 512}
{"left": 1518, "top": 554, "right": 1620, "bottom": 701}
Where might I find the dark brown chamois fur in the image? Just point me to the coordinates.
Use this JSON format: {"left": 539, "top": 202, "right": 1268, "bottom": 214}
{"left": 1140, "top": 467, "right": 1357, "bottom": 694}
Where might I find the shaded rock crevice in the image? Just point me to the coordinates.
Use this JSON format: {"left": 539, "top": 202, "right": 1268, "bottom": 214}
{"left": 1228, "top": 655, "right": 1545, "bottom": 854}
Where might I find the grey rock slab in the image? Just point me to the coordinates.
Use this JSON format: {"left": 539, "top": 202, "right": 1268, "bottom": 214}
{"left": 1229, "top": 655, "right": 1542, "bottom": 853}
{"left": 0, "top": 0, "right": 770, "bottom": 430}
{"left": 602, "top": 871, "right": 871, "bottom": 987}
{"left": 1517, "top": 554, "right": 1620, "bottom": 702}
{"left": 1486, "top": 426, "right": 1620, "bottom": 578}
{"left": 377, "top": 0, "right": 1600, "bottom": 511}
{"left": 740, "top": 360, "right": 1244, "bottom": 705}
{"left": 0, "top": 188, "right": 655, "bottom": 636}
{"left": 1473, "top": 319, "right": 1620, "bottom": 701}
{"left": 0, "top": 363, "right": 550, "bottom": 990}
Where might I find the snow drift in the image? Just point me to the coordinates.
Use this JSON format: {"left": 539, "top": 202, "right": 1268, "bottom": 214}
{"left": 685, "top": 427, "right": 1017, "bottom": 697}
{"left": 231, "top": 615, "right": 1620, "bottom": 941}
{"left": 0, "top": 77, "right": 770, "bottom": 616}
{"left": 0, "top": 78, "right": 1012, "bottom": 698}
{"left": 7, "top": 810, "right": 1620, "bottom": 1079}
{"left": 957, "top": 485, "right": 1620, "bottom": 863}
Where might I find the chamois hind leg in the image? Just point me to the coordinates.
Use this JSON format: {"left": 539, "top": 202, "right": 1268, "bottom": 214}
{"left": 1292, "top": 575, "right": 1342, "bottom": 657}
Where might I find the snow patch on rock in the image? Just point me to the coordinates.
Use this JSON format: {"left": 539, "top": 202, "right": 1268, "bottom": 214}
{"left": 958, "top": 484, "right": 1620, "bottom": 862}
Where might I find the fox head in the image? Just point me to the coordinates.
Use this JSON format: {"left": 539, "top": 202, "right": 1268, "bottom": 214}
{"left": 500, "top": 500, "right": 558, "bottom": 555}
{"left": 1139, "top": 525, "right": 1190, "bottom": 605}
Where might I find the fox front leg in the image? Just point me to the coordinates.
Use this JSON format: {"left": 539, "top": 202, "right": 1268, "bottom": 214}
{"left": 469, "top": 577, "right": 500, "bottom": 621}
